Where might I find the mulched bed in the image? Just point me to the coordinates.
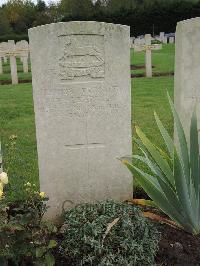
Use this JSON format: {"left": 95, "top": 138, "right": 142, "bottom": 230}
{"left": 0, "top": 79, "right": 32, "bottom": 85}
{"left": 133, "top": 188, "right": 200, "bottom": 265}
{"left": 131, "top": 71, "right": 174, "bottom": 78}
{"left": 130, "top": 64, "right": 155, "bottom": 70}
{"left": 156, "top": 224, "right": 200, "bottom": 266}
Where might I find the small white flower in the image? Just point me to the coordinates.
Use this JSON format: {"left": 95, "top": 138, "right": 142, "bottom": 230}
{"left": 0, "top": 172, "right": 8, "bottom": 185}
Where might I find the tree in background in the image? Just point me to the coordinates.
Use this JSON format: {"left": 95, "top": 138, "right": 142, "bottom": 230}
{"left": 1, "top": 0, "right": 200, "bottom": 40}
{"left": 2, "top": 0, "right": 35, "bottom": 33}
{"left": 0, "top": 10, "right": 12, "bottom": 35}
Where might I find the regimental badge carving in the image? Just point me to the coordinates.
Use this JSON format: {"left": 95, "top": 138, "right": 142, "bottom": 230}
{"left": 59, "top": 35, "right": 105, "bottom": 81}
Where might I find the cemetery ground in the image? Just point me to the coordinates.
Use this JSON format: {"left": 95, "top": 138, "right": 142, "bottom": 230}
{"left": 0, "top": 43, "right": 200, "bottom": 265}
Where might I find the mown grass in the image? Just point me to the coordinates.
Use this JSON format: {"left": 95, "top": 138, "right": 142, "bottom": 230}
{"left": 0, "top": 83, "right": 38, "bottom": 198}
{"left": 0, "top": 44, "right": 175, "bottom": 195}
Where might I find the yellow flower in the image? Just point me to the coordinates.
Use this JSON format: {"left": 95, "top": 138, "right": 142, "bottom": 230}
{"left": 0, "top": 189, "right": 3, "bottom": 198}
{"left": 39, "top": 192, "right": 45, "bottom": 198}
{"left": 25, "top": 182, "right": 31, "bottom": 187}
{"left": 0, "top": 172, "right": 8, "bottom": 185}
{"left": 9, "top": 135, "right": 17, "bottom": 140}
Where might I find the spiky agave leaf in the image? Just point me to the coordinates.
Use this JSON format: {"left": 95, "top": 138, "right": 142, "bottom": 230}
{"left": 121, "top": 95, "right": 200, "bottom": 235}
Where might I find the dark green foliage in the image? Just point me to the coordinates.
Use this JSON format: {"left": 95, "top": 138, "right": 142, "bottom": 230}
{"left": 61, "top": 200, "right": 160, "bottom": 265}
{"left": 1, "top": 0, "right": 200, "bottom": 39}
{"left": 0, "top": 34, "right": 28, "bottom": 43}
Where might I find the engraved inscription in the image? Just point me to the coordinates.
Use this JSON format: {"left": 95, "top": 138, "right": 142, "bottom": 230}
{"left": 42, "top": 83, "right": 123, "bottom": 118}
{"left": 58, "top": 35, "right": 105, "bottom": 81}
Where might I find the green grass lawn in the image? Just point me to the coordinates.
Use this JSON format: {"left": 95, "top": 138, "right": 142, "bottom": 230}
{"left": 0, "top": 45, "right": 175, "bottom": 196}
{"left": 0, "top": 83, "right": 38, "bottom": 198}
{"left": 0, "top": 76, "right": 174, "bottom": 196}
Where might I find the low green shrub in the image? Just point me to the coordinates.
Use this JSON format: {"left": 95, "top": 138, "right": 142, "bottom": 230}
{"left": 60, "top": 200, "right": 160, "bottom": 266}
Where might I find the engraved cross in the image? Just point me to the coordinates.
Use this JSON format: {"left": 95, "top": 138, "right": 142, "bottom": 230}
{"left": 65, "top": 142, "right": 105, "bottom": 150}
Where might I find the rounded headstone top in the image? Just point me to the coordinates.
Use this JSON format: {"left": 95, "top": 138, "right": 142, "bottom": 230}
{"left": 28, "top": 21, "right": 130, "bottom": 34}
{"left": 177, "top": 17, "right": 200, "bottom": 27}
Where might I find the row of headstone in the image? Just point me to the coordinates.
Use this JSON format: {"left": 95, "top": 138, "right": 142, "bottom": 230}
{"left": 0, "top": 40, "right": 30, "bottom": 84}
{"left": 155, "top": 32, "right": 175, "bottom": 43}
{"left": 131, "top": 33, "right": 175, "bottom": 46}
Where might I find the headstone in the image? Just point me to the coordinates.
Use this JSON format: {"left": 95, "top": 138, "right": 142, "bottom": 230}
{"left": 0, "top": 42, "right": 8, "bottom": 74}
{"left": 163, "top": 36, "right": 168, "bottom": 43}
{"left": 169, "top": 36, "right": 174, "bottom": 43}
{"left": 175, "top": 17, "right": 200, "bottom": 141}
{"left": 160, "top": 32, "right": 165, "bottom": 42}
{"left": 16, "top": 40, "right": 29, "bottom": 73}
{"left": 8, "top": 40, "right": 18, "bottom": 85}
{"left": 0, "top": 57, "right": 2, "bottom": 74}
{"left": 29, "top": 21, "right": 132, "bottom": 220}
{"left": 134, "top": 38, "right": 140, "bottom": 45}
{"left": 3, "top": 56, "right": 7, "bottom": 63}
{"left": 134, "top": 34, "right": 162, "bottom": 77}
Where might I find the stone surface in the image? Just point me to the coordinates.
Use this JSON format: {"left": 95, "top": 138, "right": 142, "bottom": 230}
{"left": 163, "top": 36, "right": 168, "bottom": 43}
{"left": 160, "top": 32, "right": 165, "bottom": 42}
{"left": 175, "top": 17, "right": 200, "bottom": 141}
{"left": 16, "top": 40, "right": 29, "bottom": 73}
{"left": 169, "top": 36, "right": 175, "bottom": 43}
{"left": 3, "top": 56, "right": 7, "bottom": 63}
{"left": 0, "top": 57, "right": 2, "bottom": 74}
{"left": 29, "top": 21, "right": 132, "bottom": 219}
{"left": 8, "top": 40, "right": 18, "bottom": 84}
{"left": 145, "top": 34, "right": 152, "bottom": 77}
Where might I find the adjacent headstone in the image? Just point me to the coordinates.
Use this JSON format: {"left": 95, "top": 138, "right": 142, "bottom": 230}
{"left": 160, "top": 32, "right": 165, "bottom": 42}
{"left": 3, "top": 56, "right": 7, "bottom": 63}
{"left": 163, "top": 36, "right": 168, "bottom": 44}
{"left": 16, "top": 40, "right": 29, "bottom": 73}
{"left": 0, "top": 57, "right": 2, "bottom": 74}
{"left": 8, "top": 40, "right": 18, "bottom": 85}
{"left": 29, "top": 21, "right": 132, "bottom": 220}
{"left": 134, "top": 34, "right": 162, "bottom": 77}
{"left": 0, "top": 42, "right": 8, "bottom": 74}
{"left": 169, "top": 36, "right": 175, "bottom": 43}
{"left": 175, "top": 17, "right": 200, "bottom": 141}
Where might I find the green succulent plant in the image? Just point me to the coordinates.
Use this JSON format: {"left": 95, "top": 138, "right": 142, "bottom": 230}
{"left": 121, "top": 93, "right": 200, "bottom": 235}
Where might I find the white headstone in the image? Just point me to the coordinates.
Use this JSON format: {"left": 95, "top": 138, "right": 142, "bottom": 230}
{"left": 163, "top": 36, "right": 168, "bottom": 43}
{"left": 29, "top": 21, "right": 132, "bottom": 220}
{"left": 8, "top": 40, "right": 18, "bottom": 85}
{"left": 169, "top": 36, "right": 175, "bottom": 43}
{"left": 0, "top": 42, "right": 8, "bottom": 74}
{"left": 160, "top": 32, "right": 165, "bottom": 42}
{"left": 175, "top": 18, "right": 200, "bottom": 141}
{"left": 16, "top": 40, "right": 29, "bottom": 73}
{"left": 0, "top": 57, "right": 2, "bottom": 74}
{"left": 3, "top": 56, "right": 7, "bottom": 63}
{"left": 134, "top": 34, "right": 162, "bottom": 78}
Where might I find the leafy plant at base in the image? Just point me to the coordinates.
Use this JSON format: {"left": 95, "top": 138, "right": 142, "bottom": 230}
{"left": 121, "top": 93, "right": 200, "bottom": 235}
{"left": 60, "top": 200, "right": 160, "bottom": 266}
{"left": 0, "top": 181, "right": 57, "bottom": 266}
